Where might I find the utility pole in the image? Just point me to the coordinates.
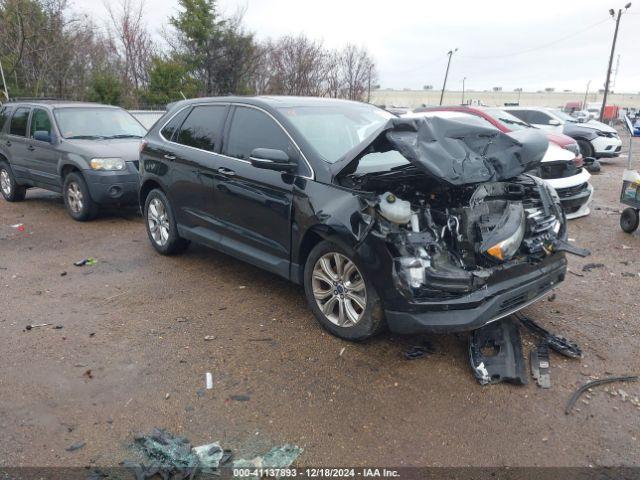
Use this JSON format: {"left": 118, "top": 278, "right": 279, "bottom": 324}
{"left": 0, "top": 59, "right": 8, "bottom": 102}
{"left": 461, "top": 77, "right": 466, "bottom": 105}
{"left": 367, "top": 64, "right": 373, "bottom": 103}
{"left": 583, "top": 80, "right": 591, "bottom": 109}
{"left": 439, "top": 48, "right": 458, "bottom": 106}
{"left": 600, "top": 3, "right": 631, "bottom": 122}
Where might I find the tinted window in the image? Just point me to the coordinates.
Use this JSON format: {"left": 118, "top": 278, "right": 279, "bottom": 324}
{"left": 9, "top": 107, "right": 30, "bottom": 137}
{"left": 0, "top": 106, "right": 12, "bottom": 131}
{"left": 226, "top": 107, "right": 291, "bottom": 160}
{"left": 160, "top": 108, "right": 190, "bottom": 141}
{"left": 30, "top": 109, "right": 52, "bottom": 138}
{"left": 175, "top": 105, "right": 226, "bottom": 151}
{"left": 526, "top": 111, "right": 554, "bottom": 125}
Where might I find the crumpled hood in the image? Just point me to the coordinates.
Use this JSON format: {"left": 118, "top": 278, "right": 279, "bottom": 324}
{"left": 64, "top": 138, "right": 142, "bottom": 162}
{"left": 333, "top": 116, "right": 549, "bottom": 186}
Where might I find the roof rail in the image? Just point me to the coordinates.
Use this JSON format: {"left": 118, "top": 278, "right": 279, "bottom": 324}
{"left": 7, "top": 96, "right": 63, "bottom": 102}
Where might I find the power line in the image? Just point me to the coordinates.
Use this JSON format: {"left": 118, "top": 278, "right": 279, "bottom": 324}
{"left": 461, "top": 17, "right": 611, "bottom": 60}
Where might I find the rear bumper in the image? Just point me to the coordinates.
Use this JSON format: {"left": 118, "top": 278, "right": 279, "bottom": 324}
{"left": 84, "top": 162, "right": 139, "bottom": 205}
{"left": 385, "top": 254, "right": 567, "bottom": 334}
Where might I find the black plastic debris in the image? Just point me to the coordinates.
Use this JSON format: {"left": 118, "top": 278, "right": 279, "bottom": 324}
{"left": 517, "top": 313, "right": 583, "bottom": 359}
{"left": 404, "top": 339, "right": 436, "bottom": 360}
{"left": 582, "top": 263, "right": 605, "bottom": 272}
{"left": 65, "top": 441, "right": 86, "bottom": 452}
{"left": 74, "top": 257, "right": 97, "bottom": 267}
{"left": 530, "top": 342, "right": 551, "bottom": 388}
{"left": 565, "top": 376, "right": 639, "bottom": 414}
{"left": 230, "top": 394, "right": 250, "bottom": 402}
{"left": 469, "top": 319, "right": 528, "bottom": 386}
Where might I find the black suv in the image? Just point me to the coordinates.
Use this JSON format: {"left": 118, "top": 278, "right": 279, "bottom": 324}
{"left": 0, "top": 101, "right": 146, "bottom": 220}
{"left": 139, "top": 96, "right": 574, "bottom": 341}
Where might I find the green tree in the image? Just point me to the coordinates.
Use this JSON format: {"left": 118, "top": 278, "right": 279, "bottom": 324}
{"left": 142, "top": 57, "right": 201, "bottom": 106}
{"left": 87, "top": 72, "right": 122, "bottom": 105}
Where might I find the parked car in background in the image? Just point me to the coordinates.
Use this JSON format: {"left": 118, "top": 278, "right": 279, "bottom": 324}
{"left": 0, "top": 101, "right": 146, "bottom": 220}
{"left": 139, "top": 96, "right": 572, "bottom": 341}
{"left": 129, "top": 110, "right": 165, "bottom": 130}
{"left": 503, "top": 106, "right": 622, "bottom": 160}
{"left": 408, "top": 107, "right": 593, "bottom": 219}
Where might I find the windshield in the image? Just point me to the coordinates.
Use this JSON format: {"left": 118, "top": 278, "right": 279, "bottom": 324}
{"left": 54, "top": 107, "right": 147, "bottom": 139}
{"left": 279, "top": 104, "right": 394, "bottom": 163}
{"left": 550, "top": 109, "right": 577, "bottom": 123}
{"left": 482, "top": 108, "right": 532, "bottom": 131}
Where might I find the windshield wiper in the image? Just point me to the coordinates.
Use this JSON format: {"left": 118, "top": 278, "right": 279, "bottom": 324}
{"left": 105, "top": 134, "right": 144, "bottom": 139}
{"left": 66, "top": 135, "right": 107, "bottom": 140}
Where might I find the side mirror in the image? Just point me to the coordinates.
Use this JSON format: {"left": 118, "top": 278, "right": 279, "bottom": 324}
{"left": 548, "top": 119, "right": 561, "bottom": 126}
{"left": 34, "top": 130, "right": 52, "bottom": 143}
{"left": 250, "top": 148, "right": 296, "bottom": 172}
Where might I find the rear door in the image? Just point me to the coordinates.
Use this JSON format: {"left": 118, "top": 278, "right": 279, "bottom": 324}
{"left": 213, "top": 105, "right": 296, "bottom": 277}
{"left": 27, "top": 108, "right": 60, "bottom": 188}
{"left": 168, "top": 104, "right": 229, "bottom": 229}
{"left": 5, "top": 107, "right": 32, "bottom": 182}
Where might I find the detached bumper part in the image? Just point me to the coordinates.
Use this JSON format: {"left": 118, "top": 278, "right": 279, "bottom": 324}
{"left": 469, "top": 319, "right": 528, "bottom": 386}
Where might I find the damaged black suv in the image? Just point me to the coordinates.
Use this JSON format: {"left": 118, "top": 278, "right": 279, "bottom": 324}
{"left": 139, "top": 97, "right": 579, "bottom": 341}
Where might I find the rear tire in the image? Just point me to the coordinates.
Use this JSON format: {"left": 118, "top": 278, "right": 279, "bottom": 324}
{"left": 144, "top": 189, "right": 190, "bottom": 255}
{"left": 303, "top": 239, "right": 385, "bottom": 341}
{"left": 63, "top": 172, "right": 98, "bottom": 221}
{"left": 620, "top": 208, "right": 639, "bottom": 233}
{"left": 0, "top": 161, "right": 27, "bottom": 202}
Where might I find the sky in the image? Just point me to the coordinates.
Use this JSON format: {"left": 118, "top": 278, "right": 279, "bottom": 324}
{"left": 70, "top": 0, "right": 640, "bottom": 93}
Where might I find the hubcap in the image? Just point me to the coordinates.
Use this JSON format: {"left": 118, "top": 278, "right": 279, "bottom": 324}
{"left": 66, "top": 182, "right": 84, "bottom": 213}
{"left": 148, "top": 198, "right": 170, "bottom": 247}
{"left": 0, "top": 169, "right": 11, "bottom": 196}
{"left": 312, "top": 252, "right": 367, "bottom": 327}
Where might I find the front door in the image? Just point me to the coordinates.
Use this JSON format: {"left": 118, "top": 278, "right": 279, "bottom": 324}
{"left": 27, "top": 108, "right": 60, "bottom": 188}
{"left": 214, "top": 105, "right": 296, "bottom": 277}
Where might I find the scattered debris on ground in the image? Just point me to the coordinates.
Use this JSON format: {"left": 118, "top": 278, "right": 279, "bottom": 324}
{"left": 404, "top": 338, "right": 436, "bottom": 360}
{"left": 205, "top": 373, "right": 213, "bottom": 390}
{"left": 25, "top": 323, "right": 51, "bottom": 331}
{"left": 230, "top": 395, "right": 251, "bottom": 402}
{"left": 530, "top": 342, "right": 551, "bottom": 388}
{"left": 582, "top": 263, "right": 605, "bottom": 272}
{"left": 65, "top": 441, "right": 86, "bottom": 452}
{"left": 469, "top": 319, "right": 527, "bottom": 385}
{"left": 128, "top": 428, "right": 300, "bottom": 479}
{"left": 517, "top": 313, "right": 583, "bottom": 358}
{"left": 74, "top": 257, "right": 97, "bottom": 267}
{"left": 565, "top": 376, "right": 639, "bottom": 414}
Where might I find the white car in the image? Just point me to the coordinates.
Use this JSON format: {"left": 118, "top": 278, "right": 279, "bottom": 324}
{"left": 503, "top": 107, "right": 622, "bottom": 160}
{"left": 404, "top": 110, "right": 593, "bottom": 219}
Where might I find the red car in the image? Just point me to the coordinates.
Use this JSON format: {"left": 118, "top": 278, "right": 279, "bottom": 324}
{"left": 414, "top": 106, "right": 584, "bottom": 167}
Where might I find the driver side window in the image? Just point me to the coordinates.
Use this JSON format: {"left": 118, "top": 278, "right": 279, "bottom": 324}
{"left": 30, "top": 109, "right": 53, "bottom": 139}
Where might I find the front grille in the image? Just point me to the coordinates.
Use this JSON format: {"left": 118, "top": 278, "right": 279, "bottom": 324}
{"left": 538, "top": 161, "right": 578, "bottom": 180}
{"left": 557, "top": 182, "right": 588, "bottom": 199}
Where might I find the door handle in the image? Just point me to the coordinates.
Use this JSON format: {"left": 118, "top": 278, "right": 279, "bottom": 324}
{"left": 217, "top": 167, "right": 236, "bottom": 177}
{"left": 27, "top": 145, "right": 35, "bottom": 151}
{"left": 164, "top": 154, "right": 176, "bottom": 161}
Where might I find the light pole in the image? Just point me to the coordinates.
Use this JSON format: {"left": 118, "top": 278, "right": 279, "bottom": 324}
{"left": 583, "top": 80, "right": 591, "bottom": 110}
{"left": 439, "top": 48, "right": 458, "bottom": 106}
{"left": 600, "top": 3, "right": 631, "bottom": 122}
{"left": 0, "top": 59, "right": 8, "bottom": 102}
{"left": 461, "top": 77, "right": 466, "bottom": 105}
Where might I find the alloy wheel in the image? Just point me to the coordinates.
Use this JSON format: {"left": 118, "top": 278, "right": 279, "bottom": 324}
{"left": 0, "top": 169, "right": 11, "bottom": 196}
{"left": 66, "top": 182, "right": 84, "bottom": 213}
{"left": 312, "top": 252, "right": 367, "bottom": 327}
{"left": 148, "top": 198, "right": 170, "bottom": 247}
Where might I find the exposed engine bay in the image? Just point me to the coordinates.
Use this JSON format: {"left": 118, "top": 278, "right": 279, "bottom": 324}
{"left": 342, "top": 169, "right": 568, "bottom": 299}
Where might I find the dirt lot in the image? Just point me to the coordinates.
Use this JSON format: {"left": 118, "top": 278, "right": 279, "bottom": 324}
{"left": 1, "top": 130, "right": 640, "bottom": 470}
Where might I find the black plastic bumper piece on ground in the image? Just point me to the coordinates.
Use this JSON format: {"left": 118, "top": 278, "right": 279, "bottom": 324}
{"left": 385, "top": 256, "right": 567, "bottom": 334}
{"left": 516, "top": 313, "right": 583, "bottom": 358}
{"left": 469, "top": 318, "right": 528, "bottom": 386}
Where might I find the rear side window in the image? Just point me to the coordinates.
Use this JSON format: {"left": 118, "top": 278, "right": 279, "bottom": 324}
{"left": 160, "top": 108, "right": 190, "bottom": 141}
{"left": 30, "top": 109, "right": 52, "bottom": 138}
{"left": 175, "top": 105, "right": 227, "bottom": 152}
{"left": 0, "top": 106, "right": 13, "bottom": 131}
{"left": 225, "top": 107, "right": 291, "bottom": 160}
{"left": 9, "top": 107, "right": 30, "bottom": 137}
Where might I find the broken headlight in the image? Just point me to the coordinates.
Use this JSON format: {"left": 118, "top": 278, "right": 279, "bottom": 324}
{"left": 483, "top": 204, "right": 526, "bottom": 262}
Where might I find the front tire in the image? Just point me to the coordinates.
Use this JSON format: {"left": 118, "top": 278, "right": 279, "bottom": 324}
{"left": 620, "top": 208, "right": 639, "bottom": 233}
{"left": 0, "top": 162, "right": 27, "bottom": 202}
{"left": 577, "top": 139, "right": 595, "bottom": 159}
{"left": 303, "top": 240, "right": 385, "bottom": 341}
{"left": 63, "top": 172, "right": 98, "bottom": 221}
{"left": 144, "top": 189, "right": 189, "bottom": 255}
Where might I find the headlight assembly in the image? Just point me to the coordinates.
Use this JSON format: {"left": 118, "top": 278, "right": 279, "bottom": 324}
{"left": 483, "top": 204, "right": 526, "bottom": 262}
{"left": 90, "top": 158, "right": 126, "bottom": 171}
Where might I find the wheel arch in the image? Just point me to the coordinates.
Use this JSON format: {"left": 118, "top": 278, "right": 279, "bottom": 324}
{"left": 139, "top": 179, "right": 164, "bottom": 210}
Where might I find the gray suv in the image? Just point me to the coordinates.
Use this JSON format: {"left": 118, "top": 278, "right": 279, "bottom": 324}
{"left": 0, "top": 101, "right": 146, "bottom": 220}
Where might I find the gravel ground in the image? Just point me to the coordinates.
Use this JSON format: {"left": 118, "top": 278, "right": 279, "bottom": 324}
{"left": 1, "top": 129, "right": 639, "bottom": 469}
